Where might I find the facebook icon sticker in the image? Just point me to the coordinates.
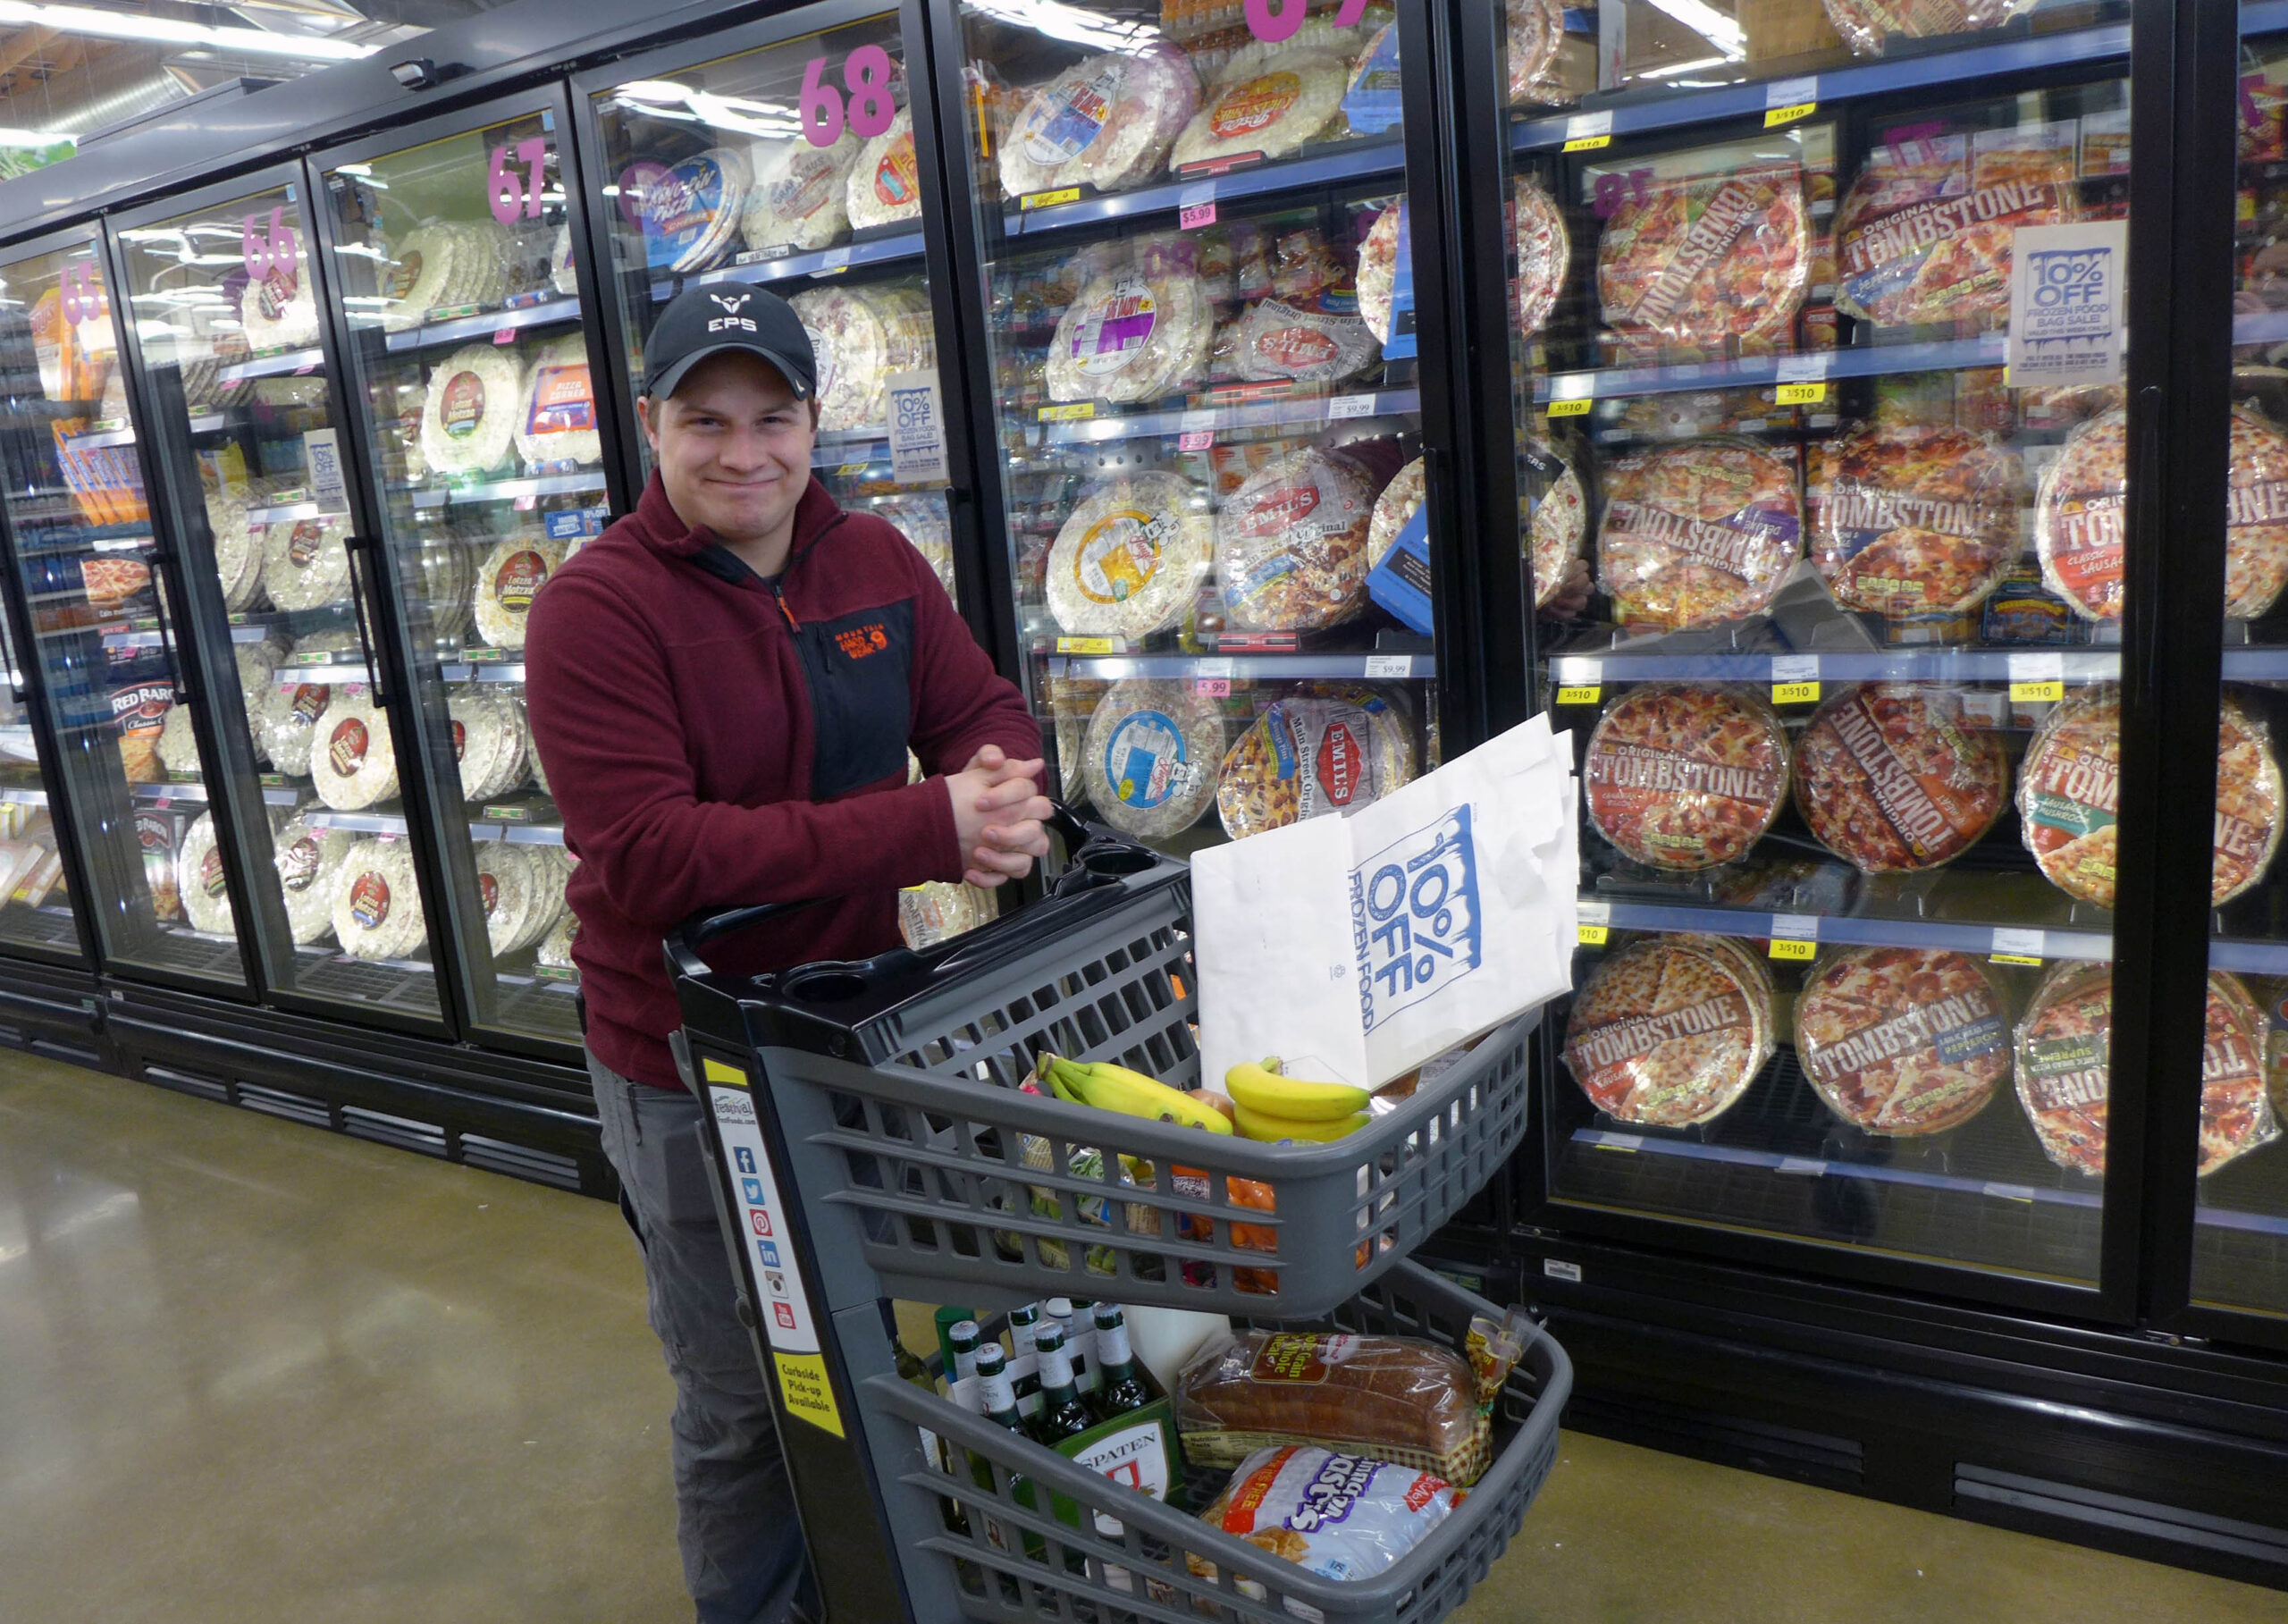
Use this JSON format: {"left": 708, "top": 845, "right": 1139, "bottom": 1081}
{"left": 734, "top": 1147, "right": 756, "bottom": 1174}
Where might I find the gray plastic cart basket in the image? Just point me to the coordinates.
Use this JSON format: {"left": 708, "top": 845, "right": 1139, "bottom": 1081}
{"left": 868, "top": 1259, "right": 1570, "bottom": 1624}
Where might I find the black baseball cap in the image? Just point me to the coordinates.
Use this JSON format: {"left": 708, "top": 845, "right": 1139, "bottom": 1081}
{"left": 642, "top": 282, "right": 816, "bottom": 402}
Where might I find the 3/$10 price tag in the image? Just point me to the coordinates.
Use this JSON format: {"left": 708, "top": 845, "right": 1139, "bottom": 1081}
{"left": 1767, "top": 913, "right": 1820, "bottom": 961}
{"left": 2008, "top": 652, "right": 2066, "bottom": 703}
{"left": 1764, "top": 79, "right": 1818, "bottom": 128}
{"left": 1770, "top": 654, "right": 1820, "bottom": 707}
{"left": 1577, "top": 901, "right": 1610, "bottom": 947}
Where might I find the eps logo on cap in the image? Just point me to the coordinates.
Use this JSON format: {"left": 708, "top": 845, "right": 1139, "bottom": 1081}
{"left": 708, "top": 291, "right": 758, "bottom": 332}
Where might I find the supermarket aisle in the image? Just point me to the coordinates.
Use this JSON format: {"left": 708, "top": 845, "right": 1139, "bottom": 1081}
{"left": 0, "top": 1052, "right": 2282, "bottom": 1624}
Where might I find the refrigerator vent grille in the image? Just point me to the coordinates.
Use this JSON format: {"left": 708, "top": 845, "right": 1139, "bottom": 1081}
{"left": 460, "top": 1134, "right": 581, "bottom": 1191}
{"left": 1955, "top": 1465, "right": 2288, "bottom": 1566}
{"left": 31, "top": 1038, "right": 104, "bottom": 1069}
{"left": 343, "top": 1107, "right": 449, "bottom": 1157}
{"left": 235, "top": 1082, "right": 334, "bottom": 1129}
{"left": 143, "top": 1064, "right": 230, "bottom": 1103}
{"left": 1569, "top": 1391, "right": 1863, "bottom": 1490}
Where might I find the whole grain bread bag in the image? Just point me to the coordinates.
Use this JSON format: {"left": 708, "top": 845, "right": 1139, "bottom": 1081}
{"left": 1173, "top": 1329, "right": 1490, "bottom": 1485}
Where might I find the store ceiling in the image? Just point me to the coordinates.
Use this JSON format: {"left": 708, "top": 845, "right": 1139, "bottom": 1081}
{"left": 0, "top": 0, "right": 505, "bottom": 143}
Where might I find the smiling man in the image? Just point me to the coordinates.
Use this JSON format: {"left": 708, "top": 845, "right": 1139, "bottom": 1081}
{"left": 524, "top": 283, "right": 1048, "bottom": 1624}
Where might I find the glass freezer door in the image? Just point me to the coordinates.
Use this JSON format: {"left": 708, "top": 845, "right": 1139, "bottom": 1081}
{"left": 1496, "top": 1, "right": 2139, "bottom": 1290}
{"left": 315, "top": 95, "right": 610, "bottom": 1051}
{"left": 946, "top": 1, "right": 1448, "bottom": 861}
{"left": 0, "top": 233, "right": 256, "bottom": 989}
{"left": 0, "top": 561, "right": 86, "bottom": 963}
{"left": 113, "top": 175, "right": 447, "bottom": 1024}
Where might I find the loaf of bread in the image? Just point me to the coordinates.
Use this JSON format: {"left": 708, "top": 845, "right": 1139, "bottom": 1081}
{"left": 1173, "top": 1330, "right": 1490, "bottom": 1485}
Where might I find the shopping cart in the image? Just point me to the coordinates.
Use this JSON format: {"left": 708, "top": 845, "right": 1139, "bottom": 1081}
{"left": 666, "top": 807, "right": 1570, "bottom": 1623}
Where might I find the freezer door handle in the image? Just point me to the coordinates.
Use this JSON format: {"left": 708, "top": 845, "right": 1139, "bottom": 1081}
{"left": 344, "top": 536, "right": 388, "bottom": 708}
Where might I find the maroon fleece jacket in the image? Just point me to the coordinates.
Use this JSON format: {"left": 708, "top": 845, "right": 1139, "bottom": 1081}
{"left": 524, "top": 470, "right": 1041, "bottom": 1089}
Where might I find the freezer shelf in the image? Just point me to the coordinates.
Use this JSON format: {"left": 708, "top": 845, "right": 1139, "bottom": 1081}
{"left": 1037, "top": 387, "right": 1418, "bottom": 447}
{"left": 1003, "top": 137, "right": 1406, "bottom": 233}
{"left": 1580, "top": 898, "right": 2112, "bottom": 964}
{"left": 663, "top": 231, "right": 927, "bottom": 296}
{"left": 1548, "top": 649, "right": 2123, "bottom": 685}
{"left": 382, "top": 294, "right": 583, "bottom": 351}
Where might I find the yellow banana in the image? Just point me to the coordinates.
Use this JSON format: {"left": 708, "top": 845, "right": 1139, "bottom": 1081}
{"left": 1056, "top": 1058, "right": 1233, "bottom": 1135}
{"left": 1232, "top": 1102, "right": 1371, "bottom": 1143}
{"left": 1224, "top": 1061, "right": 1371, "bottom": 1122}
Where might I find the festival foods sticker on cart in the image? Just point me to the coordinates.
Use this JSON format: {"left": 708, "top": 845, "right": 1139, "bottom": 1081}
{"left": 1170, "top": 45, "right": 1347, "bottom": 171}
{"left": 514, "top": 334, "right": 601, "bottom": 470}
{"left": 1793, "top": 683, "right": 2007, "bottom": 872}
{"left": 1044, "top": 470, "right": 1212, "bottom": 640}
{"left": 1564, "top": 933, "right": 1775, "bottom": 1127}
{"left": 1794, "top": 947, "right": 2008, "bottom": 1135}
{"left": 1833, "top": 123, "right": 2078, "bottom": 329}
{"left": 1216, "top": 445, "right": 1382, "bottom": 631}
{"left": 421, "top": 343, "right": 524, "bottom": 479}
{"left": 1081, "top": 677, "right": 1225, "bottom": 842}
{"left": 1583, "top": 683, "right": 1790, "bottom": 870}
{"left": 475, "top": 534, "right": 566, "bottom": 652}
{"left": 742, "top": 130, "right": 860, "bottom": 254}
{"left": 1598, "top": 437, "right": 1802, "bottom": 629}
{"left": 1045, "top": 266, "right": 1211, "bottom": 404}
{"left": 1508, "top": 0, "right": 1569, "bottom": 105}
{"left": 331, "top": 837, "right": 427, "bottom": 963}
{"left": 2018, "top": 684, "right": 2284, "bottom": 908}
{"left": 997, "top": 44, "right": 1198, "bottom": 199}
{"left": 2200, "top": 969, "right": 2284, "bottom": 1174}
{"left": 1523, "top": 437, "right": 1587, "bottom": 610}
{"left": 1216, "top": 682, "right": 1417, "bottom": 840}
{"left": 848, "top": 107, "right": 923, "bottom": 230}
{"left": 1808, "top": 424, "right": 2021, "bottom": 618}
{"left": 273, "top": 816, "right": 352, "bottom": 945}
{"left": 1514, "top": 175, "right": 1570, "bottom": 340}
{"left": 1820, "top": 0, "right": 2038, "bottom": 62}
{"left": 1597, "top": 159, "right": 1809, "bottom": 352}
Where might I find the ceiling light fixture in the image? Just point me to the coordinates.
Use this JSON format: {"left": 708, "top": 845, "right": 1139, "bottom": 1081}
{"left": 0, "top": 2, "right": 377, "bottom": 62}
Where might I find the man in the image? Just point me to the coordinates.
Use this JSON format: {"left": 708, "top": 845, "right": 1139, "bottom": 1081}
{"left": 525, "top": 284, "right": 1050, "bottom": 1624}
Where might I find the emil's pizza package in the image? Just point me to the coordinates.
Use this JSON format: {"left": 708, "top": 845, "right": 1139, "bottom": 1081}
{"left": 1185, "top": 1445, "right": 1462, "bottom": 1604}
{"left": 1174, "top": 1330, "right": 1490, "bottom": 1484}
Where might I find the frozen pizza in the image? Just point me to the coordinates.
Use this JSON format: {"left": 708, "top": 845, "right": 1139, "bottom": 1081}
{"left": 1082, "top": 678, "right": 1225, "bottom": 842}
{"left": 238, "top": 252, "right": 320, "bottom": 352}
{"left": 313, "top": 690, "right": 399, "bottom": 812}
{"left": 1583, "top": 684, "right": 1790, "bottom": 870}
{"left": 1821, "top": 0, "right": 2037, "bottom": 61}
{"left": 259, "top": 513, "right": 352, "bottom": 613}
{"left": 261, "top": 681, "right": 332, "bottom": 778}
{"left": 2015, "top": 961, "right": 2111, "bottom": 1177}
{"left": 1795, "top": 947, "right": 2009, "bottom": 1135}
{"left": 1356, "top": 198, "right": 1406, "bottom": 347}
{"left": 1833, "top": 124, "right": 2078, "bottom": 330}
{"left": 1044, "top": 470, "right": 1213, "bottom": 640}
{"left": 847, "top": 108, "right": 924, "bottom": 230}
{"left": 2200, "top": 969, "right": 2283, "bottom": 1175}
{"left": 742, "top": 131, "right": 860, "bottom": 255}
{"left": 421, "top": 344, "right": 525, "bottom": 479}
{"left": 1807, "top": 424, "right": 2020, "bottom": 618}
{"left": 644, "top": 147, "right": 752, "bottom": 274}
{"left": 2226, "top": 405, "right": 2288, "bottom": 618}
{"left": 791, "top": 282, "right": 931, "bottom": 432}
{"left": 1563, "top": 933, "right": 1774, "bottom": 1127}
{"left": 1044, "top": 267, "right": 1212, "bottom": 405}
{"left": 2215, "top": 694, "right": 2285, "bottom": 905}
{"left": 1170, "top": 50, "right": 1348, "bottom": 171}
{"left": 332, "top": 837, "right": 427, "bottom": 963}
{"left": 1216, "top": 445, "right": 1382, "bottom": 631}
{"left": 1216, "top": 683, "right": 1416, "bottom": 840}
{"left": 273, "top": 816, "right": 352, "bottom": 945}
{"left": 474, "top": 534, "right": 566, "bottom": 652}
{"left": 1507, "top": 0, "right": 1568, "bottom": 105}
{"left": 997, "top": 44, "right": 1197, "bottom": 199}
{"left": 1514, "top": 175, "right": 1569, "bottom": 341}
{"left": 177, "top": 812, "right": 235, "bottom": 938}
{"left": 1598, "top": 437, "right": 1802, "bottom": 630}
{"left": 1523, "top": 437, "right": 1586, "bottom": 610}
{"left": 513, "top": 333, "right": 601, "bottom": 471}
{"left": 2016, "top": 686, "right": 2121, "bottom": 906}
{"left": 1597, "top": 161, "right": 1808, "bottom": 351}
{"left": 2034, "top": 408, "right": 2125, "bottom": 621}
{"left": 1366, "top": 455, "right": 1425, "bottom": 569}
{"left": 206, "top": 491, "right": 265, "bottom": 614}
{"left": 1794, "top": 684, "right": 2006, "bottom": 871}
{"left": 874, "top": 491, "right": 955, "bottom": 601}
{"left": 1233, "top": 285, "right": 1379, "bottom": 383}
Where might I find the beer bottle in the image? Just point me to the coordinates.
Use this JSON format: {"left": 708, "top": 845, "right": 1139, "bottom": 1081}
{"left": 946, "top": 1317, "right": 984, "bottom": 1384}
{"left": 1029, "top": 1324, "right": 1095, "bottom": 1445}
{"left": 1006, "top": 1303, "right": 1042, "bottom": 1401}
{"left": 1088, "top": 1304, "right": 1152, "bottom": 1422}
{"left": 970, "top": 1343, "right": 1044, "bottom": 1561}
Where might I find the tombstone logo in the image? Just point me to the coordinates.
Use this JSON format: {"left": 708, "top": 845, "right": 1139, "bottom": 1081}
{"left": 1349, "top": 804, "right": 1483, "bottom": 1031}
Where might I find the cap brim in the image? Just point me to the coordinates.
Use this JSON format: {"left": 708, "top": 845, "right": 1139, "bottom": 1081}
{"left": 647, "top": 341, "right": 812, "bottom": 403}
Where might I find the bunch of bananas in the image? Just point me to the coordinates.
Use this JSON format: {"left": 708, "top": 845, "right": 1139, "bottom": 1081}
{"left": 1224, "top": 1060, "right": 1371, "bottom": 1143}
{"left": 1041, "top": 1055, "right": 1232, "bottom": 1134}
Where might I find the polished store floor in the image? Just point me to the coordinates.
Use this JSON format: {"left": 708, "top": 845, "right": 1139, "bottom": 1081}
{"left": 1, "top": 1050, "right": 2281, "bottom": 1623}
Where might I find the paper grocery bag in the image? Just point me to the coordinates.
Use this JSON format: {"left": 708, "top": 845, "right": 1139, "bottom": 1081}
{"left": 1193, "top": 714, "right": 1578, "bottom": 1091}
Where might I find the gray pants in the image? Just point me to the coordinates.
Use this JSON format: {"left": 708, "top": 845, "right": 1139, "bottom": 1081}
{"left": 588, "top": 1051, "right": 812, "bottom": 1624}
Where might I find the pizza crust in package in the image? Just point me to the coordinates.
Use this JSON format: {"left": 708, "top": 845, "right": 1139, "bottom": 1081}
{"left": 474, "top": 535, "right": 565, "bottom": 652}
{"left": 874, "top": 492, "right": 955, "bottom": 601}
{"left": 644, "top": 147, "right": 751, "bottom": 275}
{"left": 1795, "top": 947, "right": 2009, "bottom": 1135}
{"left": 1598, "top": 437, "right": 1802, "bottom": 630}
{"left": 259, "top": 513, "right": 353, "bottom": 612}
{"left": 332, "top": 837, "right": 426, "bottom": 962}
{"left": 380, "top": 222, "right": 507, "bottom": 333}
{"left": 1171, "top": 51, "right": 1348, "bottom": 171}
{"left": 421, "top": 344, "right": 525, "bottom": 477}
{"left": 1082, "top": 678, "right": 1224, "bottom": 841}
{"left": 207, "top": 492, "right": 265, "bottom": 614}
{"left": 1598, "top": 161, "right": 1808, "bottom": 351}
{"left": 1045, "top": 267, "right": 1211, "bottom": 405}
{"left": 1175, "top": 1331, "right": 1488, "bottom": 1484}
{"left": 1216, "top": 445, "right": 1382, "bottom": 631}
{"left": 1792, "top": 684, "right": 2007, "bottom": 872}
{"left": 177, "top": 812, "right": 234, "bottom": 937}
{"left": 313, "top": 690, "right": 399, "bottom": 811}
{"left": 848, "top": 108, "right": 924, "bottom": 230}
{"left": 156, "top": 702, "right": 203, "bottom": 778}
{"left": 998, "top": 45, "right": 1198, "bottom": 199}
{"left": 1583, "top": 683, "right": 1789, "bottom": 870}
{"left": 1565, "top": 933, "right": 1775, "bottom": 1126}
{"left": 1821, "top": 0, "right": 2037, "bottom": 61}
{"left": 1522, "top": 438, "right": 1586, "bottom": 610}
{"left": 1809, "top": 424, "right": 2020, "bottom": 617}
{"left": 512, "top": 333, "right": 601, "bottom": 470}
{"left": 743, "top": 132, "right": 860, "bottom": 254}
{"left": 899, "top": 880, "right": 998, "bottom": 949}
{"left": 475, "top": 841, "right": 544, "bottom": 958}
{"left": 1216, "top": 683, "right": 1415, "bottom": 840}
{"left": 793, "top": 282, "right": 935, "bottom": 432}
{"left": 274, "top": 816, "right": 352, "bottom": 945}
{"left": 450, "top": 687, "right": 531, "bottom": 803}
{"left": 1044, "top": 471, "right": 1212, "bottom": 639}
{"left": 239, "top": 257, "right": 320, "bottom": 351}
{"left": 261, "top": 681, "right": 332, "bottom": 778}
{"left": 1366, "top": 455, "right": 1424, "bottom": 569}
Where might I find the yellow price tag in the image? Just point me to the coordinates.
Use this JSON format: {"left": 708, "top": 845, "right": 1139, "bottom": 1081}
{"left": 1774, "top": 381, "right": 1827, "bottom": 406}
{"left": 1547, "top": 397, "right": 1593, "bottom": 418}
{"left": 1562, "top": 134, "right": 1611, "bottom": 152}
{"left": 1769, "top": 938, "right": 1817, "bottom": 962}
{"left": 1577, "top": 923, "right": 1609, "bottom": 947}
{"left": 1990, "top": 954, "right": 2044, "bottom": 967}
{"left": 1765, "top": 102, "right": 1817, "bottom": 127}
{"left": 1022, "top": 187, "right": 1081, "bottom": 209}
{"left": 2010, "top": 680, "right": 2065, "bottom": 703}
{"left": 1039, "top": 402, "right": 1096, "bottom": 422}
{"left": 773, "top": 1352, "right": 845, "bottom": 1437}
{"left": 1555, "top": 685, "right": 1602, "bottom": 705}
{"left": 2241, "top": 192, "right": 2259, "bottom": 223}
{"left": 1771, "top": 680, "right": 1821, "bottom": 705}
{"left": 834, "top": 461, "right": 871, "bottom": 476}
{"left": 1057, "top": 635, "right": 1117, "bottom": 654}
{"left": 702, "top": 1058, "right": 746, "bottom": 1088}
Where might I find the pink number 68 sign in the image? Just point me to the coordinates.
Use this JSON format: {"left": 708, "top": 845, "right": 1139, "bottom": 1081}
{"left": 798, "top": 45, "right": 897, "bottom": 149}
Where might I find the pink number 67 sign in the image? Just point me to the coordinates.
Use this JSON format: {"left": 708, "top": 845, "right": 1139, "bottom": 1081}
{"left": 1245, "top": 0, "right": 1370, "bottom": 41}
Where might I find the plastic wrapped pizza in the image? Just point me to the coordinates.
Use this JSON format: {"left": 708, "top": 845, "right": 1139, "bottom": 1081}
{"left": 792, "top": 282, "right": 935, "bottom": 432}
{"left": 1563, "top": 933, "right": 1775, "bottom": 1127}
{"left": 1795, "top": 947, "right": 2009, "bottom": 1135}
{"left": 1597, "top": 437, "right": 1802, "bottom": 630}
{"left": 239, "top": 254, "right": 321, "bottom": 352}
{"left": 2200, "top": 969, "right": 2284, "bottom": 1175}
{"left": 1170, "top": 47, "right": 1348, "bottom": 171}
{"left": 1820, "top": 0, "right": 2038, "bottom": 61}
{"left": 420, "top": 343, "right": 524, "bottom": 479}
{"left": 177, "top": 813, "right": 234, "bottom": 938}
{"left": 1513, "top": 175, "right": 1569, "bottom": 341}
{"left": 332, "top": 837, "right": 427, "bottom": 963}
{"left": 898, "top": 879, "right": 999, "bottom": 950}
{"left": 474, "top": 534, "right": 567, "bottom": 652}
{"left": 273, "top": 816, "right": 352, "bottom": 945}
{"left": 259, "top": 514, "right": 353, "bottom": 613}
{"left": 2013, "top": 961, "right": 2112, "bottom": 1176}
{"left": 260, "top": 681, "right": 332, "bottom": 778}
{"left": 1793, "top": 684, "right": 2007, "bottom": 872}
{"left": 1583, "top": 684, "right": 1789, "bottom": 870}
{"left": 644, "top": 147, "right": 752, "bottom": 274}
{"left": 1043, "top": 470, "right": 1213, "bottom": 641}
{"left": 997, "top": 44, "right": 1197, "bottom": 200}
{"left": 2216, "top": 693, "right": 2286, "bottom": 905}
{"left": 1833, "top": 123, "right": 2078, "bottom": 329}
{"left": 1081, "top": 678, "right": 1225, "bottom": 842}
{"left": 1216, "top": 444, "right": 1383, "bottom": 631}
{"left": 1523, "top": 437, "right": 1586, "bottom": 610}
{"left": 1216, "top": 683, "right": 1416, "bottom": 840}
{"left": 1043, "top": 266, "right": 1211, "bottom": 404}
{"left": 1807, "top": 424, "right": 2021, "bottom": 618}
{"left": 1508, "top": 0, "right": 1568, "bottom": 105}
{"left": 513, "top": 333, "right": 601, "bottom": 471}
{"left": 741, "top": 131, "right": 860, "bottom": 254}
{"left": 2224, "top": 406, "right": 2288, "bottom": 618}
{"left": 847, "top": 107, "right": 924, "bottom": 230}
{"left": 206, "top": 492, "right": 265, "bottom": 614}
{"left": 313, "top": 690, "right": 399, "bottom": 812}
{"left": 874, "top": 491, "right": 955, "bottom": 601}
{"left": 1597, "top": 158, "right": 1809, "bottom": 351}
{"left": 1356, "top": 198, "right": 1406, "bottom": 347}
{"left": 1366, "top": 455, "right": 1425, "bottom": 569}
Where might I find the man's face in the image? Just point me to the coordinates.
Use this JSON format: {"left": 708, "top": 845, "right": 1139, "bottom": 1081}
{"left": 641, "top": 351, "right": 818, "bottom": 546}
